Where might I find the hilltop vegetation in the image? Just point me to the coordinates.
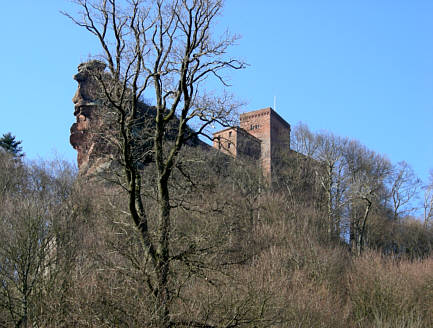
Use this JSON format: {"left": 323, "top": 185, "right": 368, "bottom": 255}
{"left": 1, "top": 132, "right": 433, "bottom": 327}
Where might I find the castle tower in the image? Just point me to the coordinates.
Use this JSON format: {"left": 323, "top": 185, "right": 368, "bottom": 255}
{"left": 213, "top": 126, "right": 261, "bottom": 160}
{"left": 239, "top": 107, "right": 291, "bottom": 179}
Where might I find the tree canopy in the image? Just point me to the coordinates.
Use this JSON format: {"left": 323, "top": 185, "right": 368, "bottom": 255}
{"left": 0, "top": 132, "right": 23, "bottom": 157}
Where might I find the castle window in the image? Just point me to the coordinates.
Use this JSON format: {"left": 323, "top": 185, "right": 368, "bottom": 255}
{"left": 228, "top": 142, "right": 231, "bottom": 149}
{"left": 229, "top": 131, "right": 232, "bottom": 137}
{"left": 250, "top": 124, "right": 254, "bottom": 130}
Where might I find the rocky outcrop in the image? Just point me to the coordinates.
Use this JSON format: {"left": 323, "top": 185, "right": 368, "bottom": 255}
{"left": 70, "top": 61, "right": 207, "bottom": 175}
{"left": 70, "top": 61, "right": 107, "bottom": 171}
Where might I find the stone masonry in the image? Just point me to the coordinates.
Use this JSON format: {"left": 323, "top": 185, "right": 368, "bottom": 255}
{"left": 70, "top": 62, "right": 291, "bottom": 179}
{"left": 213, "top": 126, "right": 261, "bottom": 160}
{"left": 213, "top": 107, "right": 291, "bottom": 180}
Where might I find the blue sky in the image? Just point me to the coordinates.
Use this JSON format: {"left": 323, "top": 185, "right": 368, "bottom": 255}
{"left": 0, "top": 1, "right": 432, "bottom": 183}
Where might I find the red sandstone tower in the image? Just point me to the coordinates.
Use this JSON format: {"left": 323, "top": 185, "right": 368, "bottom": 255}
{"left": 213, "top": 107, "right": 291, "bottom": 179}
{"left": 213, "top": 126, "right": 261, "bottom": 160}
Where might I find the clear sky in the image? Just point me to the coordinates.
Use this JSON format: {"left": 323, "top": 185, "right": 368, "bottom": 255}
{"left": 0, "top": 1, "right": 432, "bottom": 183}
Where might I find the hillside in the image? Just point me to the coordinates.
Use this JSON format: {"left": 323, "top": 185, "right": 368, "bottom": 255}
{"left": 0, "top": 0, "right": 432, "bottom": 326}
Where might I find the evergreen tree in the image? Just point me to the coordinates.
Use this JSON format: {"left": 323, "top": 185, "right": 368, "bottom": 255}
{"left": 0, "top": 132, "right": 24, "bottom": 157}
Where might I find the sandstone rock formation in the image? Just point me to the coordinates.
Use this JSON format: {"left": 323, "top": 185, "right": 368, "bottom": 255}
{"left": 70, "top": 60, "right": 107, "bottom": 171}
{"left": 70, "top": 61, "right": 206, "bottom": 175}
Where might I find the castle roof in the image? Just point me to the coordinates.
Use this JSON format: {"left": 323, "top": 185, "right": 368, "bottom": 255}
{"left": 240, "top": 107, "right": 291, "bottom": 129}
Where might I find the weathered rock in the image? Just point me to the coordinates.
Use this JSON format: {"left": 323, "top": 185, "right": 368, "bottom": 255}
{"left": 70, "top": 61, "right": 207, "bottom": 176}
{"left": 70, "top": 61, "right": 107, "bottom": 172}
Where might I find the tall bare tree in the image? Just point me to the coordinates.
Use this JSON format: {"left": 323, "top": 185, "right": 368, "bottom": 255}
{"left": 291, "top": 124, "right": 398, "bottom": 254}
{"left": 0, "top": 154, "right": 79, "bottom": 327}
{"left": 388, "top": 161, "right": 421, "bottom": 220}
{"left": 344, "top": 140, "right": 391, "bottom": 255}
{"left": 423, "top": 170, "right": 433, "bottom": 226}
{"left": 65, "top": 1, "right": 245, "bottom": 326}
{"left": 291, "top": 124, "right": 350, "bottom": 241}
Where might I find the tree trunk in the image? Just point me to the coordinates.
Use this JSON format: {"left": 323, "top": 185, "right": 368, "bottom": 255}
{"left": 156, "top": 176, "right": 171, "bottom": 328}
{"left": 358, "top": 199, "right": 372, "bottom": 256}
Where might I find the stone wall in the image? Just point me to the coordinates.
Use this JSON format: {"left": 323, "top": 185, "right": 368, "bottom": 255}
{"left": 238, "top": 107, "right": 291, "bottom": 179}
{"left": 213, "top": 127, "right": 261, "bottom": 160}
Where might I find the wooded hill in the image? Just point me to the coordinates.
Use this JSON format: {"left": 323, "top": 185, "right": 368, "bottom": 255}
{"left": 1, "top": 127, "right": 433, "bottom": 327}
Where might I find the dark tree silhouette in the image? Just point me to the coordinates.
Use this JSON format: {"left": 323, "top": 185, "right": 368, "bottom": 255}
{"left": 0, "top": 132, "right": 24, "bottom": 157}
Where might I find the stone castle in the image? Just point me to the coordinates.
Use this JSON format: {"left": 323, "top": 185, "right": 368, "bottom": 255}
{"left": 213, "top": 107, "right": 291, "bottom": 180}
{"left": 70, "top": 61, "right": 298, "bottom": 181}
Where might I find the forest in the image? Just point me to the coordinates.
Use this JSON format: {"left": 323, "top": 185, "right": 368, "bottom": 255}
{"left": 1, "top": 124, "right": 433, "bottom": 327}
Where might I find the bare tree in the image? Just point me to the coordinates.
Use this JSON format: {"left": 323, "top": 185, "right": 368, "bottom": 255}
{"left": 314, "top": 132, "right": 349, "bottom": 241}
{"left": 0, "top": 199, "right": 55, "bottom": 328}
{"left": 290, "top": 122, "right": 319, "bottom": 158}
{"left": 423, "top": 170, "right": 433, "bottom": 226}
{"left": 388, "top": 161, "right": 421, "bottom": 220}
{"left": 344, "top": 140, "right": 391, "bottom": 255}
{"left": 291, "top": 124, "right": 350, "bottom": 241}
{"left": 0, "top": 155, "right": 79, "bottom": 327}
{"left": 65, "top": 1, "right": 245, "bottom": 326}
